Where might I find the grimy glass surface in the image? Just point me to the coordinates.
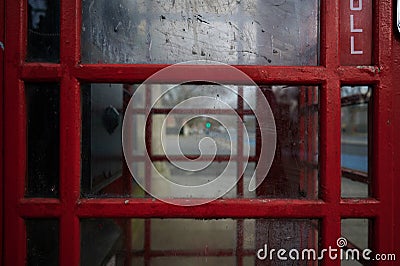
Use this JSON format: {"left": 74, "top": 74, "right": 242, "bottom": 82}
{"left": 81, "top": 0, "right": 319, "bottom": 65}
{"left": 26, "top": 83, "right": 60, "bottom": 198}
{"left": 80, "top": 218, "right": 319, "bottom": 266}
{"left": 341, "top": 219, "right": 370, "bottom": 266}
{"left": 341, "top": 86, "right": 371, "bottom": 198}
{"left": 26, "top": 219, "right": 59, "bottom": 266}
{"left": 81, "top": 84, "right": 319, "bottom": 199}
{"left": 27, "top": 0, "right": 60, "bottom": 62}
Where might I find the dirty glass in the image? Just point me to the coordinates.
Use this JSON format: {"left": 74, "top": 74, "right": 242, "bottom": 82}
{"left": 26, "top": 83, "right": 60, "bottom": 198}
{"left": 80, "top": 218, "right": 319, "bottom": 266}
{"left": 341, "top": 219, "right": 371, "bottom": 266}
{"left": 81, "top": 0, "right": 319, "bottom": 65}
{"left": 27, "top": 0, "right": 60, "bottom": 62}
{"left": 81, "top": 83, "right": 319, "bottom": 199}
{"left": 341, "top": 86, "right": 371, "bottom": 198}
{"left": 26, "top": 219, "right": 59, "bottom": 266}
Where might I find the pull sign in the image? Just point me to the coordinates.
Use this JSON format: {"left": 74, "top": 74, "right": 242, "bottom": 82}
{"left": 340, "top": 0, "right": 373, "bottom": 65}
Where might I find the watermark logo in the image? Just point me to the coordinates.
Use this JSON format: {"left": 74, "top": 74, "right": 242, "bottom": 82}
{"left": 122, "top": 60, "right": 277, "bottom": 206}
{"left": 257, "top": 237, "right": 396, "bottom": 262}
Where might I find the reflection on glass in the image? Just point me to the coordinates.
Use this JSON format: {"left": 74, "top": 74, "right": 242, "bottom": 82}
{"left": 27, "top": 0, "right": 60, "bottom": 62}
{"left": 26, "top": 219, "right": 59, "bottom": 266}
{"left": 341, "top": 86, "right": 371, "bottom": 198}
{"left": 81, "top": 0, "right": 319, "bottom": 65}
{"left": 26, "top": 83, "right": 60, "bottom": 198}
{"left": 81, "top": 218, "right": 319, "bottom": 266}
{"left": 341, "top": 219, "right": 371, "bottom": 266}
{"left": 81, "top": 84, "right": 319, "bottom": 199}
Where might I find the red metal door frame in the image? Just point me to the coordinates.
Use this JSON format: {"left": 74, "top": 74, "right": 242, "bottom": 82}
{"left": 2, "top": 0, "right": 399, "bottom": 265}
{"left": 0, "top": 0, "right": 4, "bottom": 261}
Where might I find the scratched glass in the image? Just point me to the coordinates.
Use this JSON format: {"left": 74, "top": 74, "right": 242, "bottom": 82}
{"left": 27, "top": 0, "right": 60, "bottom": 62}
{"left": 81, "top": 84, "right": 319, "bottom": 200}
{"left": 80, "top": 218, "right": 319, "bottom": 266}
{"left": 81, "top": 0, "right": 319, "bottom": 65}
{"left": 341, "top": 86, "right": 371, "bottom": 198}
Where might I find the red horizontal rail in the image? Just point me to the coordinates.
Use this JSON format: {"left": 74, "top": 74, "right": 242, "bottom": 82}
{"left": 19, "top": 64, "right": 381, "bottom": 85}
{"left": 20, "top": 63, "right": 63, "bottom": 81}
{"left": 18, "top": 199, "right": 62, "bottom": 218}
{"left": 70, "top": 198, "right": 381, "bottom": 219}
{"left": 73, "top": 65, "right": 327, "bottom": 84}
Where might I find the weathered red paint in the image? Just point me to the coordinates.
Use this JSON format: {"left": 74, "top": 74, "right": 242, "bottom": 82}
{"left": 340, "top": 0, "right": 373, "bottom": 65}
{"left": 2, "top": 0, "right": 399, "bottom": 265}
{"left": 0, "top": 0, "right": 4, "bottom": 261}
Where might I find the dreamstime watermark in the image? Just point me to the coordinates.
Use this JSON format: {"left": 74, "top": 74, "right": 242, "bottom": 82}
{"left": 257, "top": 237, "right": 396, "bottom": 262}
{"left": 122, "top": 60, "right": 277, "bottom": 206}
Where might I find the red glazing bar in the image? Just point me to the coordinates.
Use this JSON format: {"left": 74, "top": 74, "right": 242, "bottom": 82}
{"left": 393, "top": 10, "right": 400, "bottom": 260}
{"left": 21, "top": 63, "right": 63, "bottom": 81}
{"left": 0, "top": 0, "right": 4, "bottom": 260}
{"left": 74, "top": 198, "right": 380, "bottom": 218}
{"left": 320, "top": 0, "right": 341, "bottom": 265}
{"left": 4, "top": 0, "right": 26, "bottom": 265}
{"left": 74, "top": 64, "right": 327, "bottom": 84}
{"left": 59, "top": 0, "right": 81, "bottom": 265}
{"left": 373, "top": 0, "right": 395, "bottom": 261}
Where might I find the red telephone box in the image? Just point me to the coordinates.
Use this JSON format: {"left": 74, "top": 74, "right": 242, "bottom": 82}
{"left": 1, "top": 0, "right": 400, "bottom": 265}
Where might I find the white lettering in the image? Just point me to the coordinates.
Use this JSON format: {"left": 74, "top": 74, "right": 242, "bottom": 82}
{"left": 350, "top": 0, "right": 362, "bottom": 11}
{"left": 351, "top": 36, "right": 363, "bottom": 54}
{"left": 362, "top": 249, "right": 372, "bottom": 260}
{"left": 350, "top": 15, "right": 363, "bottom": 32}
{"left": 277, "top": 249, "right": 287, "bottom": 260}
{"left": 256, "top": 244, "right": 268, "bottom": 260}
{"left": 288, "top": 249, "right": 300, "bottom": 260}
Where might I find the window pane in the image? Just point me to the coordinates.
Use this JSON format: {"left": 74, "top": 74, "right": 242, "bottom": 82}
{"left": 26, "top": 219, "right": 59, "bottom": 266}
{"left": 26, "top": 83, "right": 60, "bottom": 197}
{"left": 81, "top": 218, "right": 319, "bottom": 266}
{"left": 81, "top": 0, "right": 319, "bottom": 65}
{"left": 341, "top": 86, "right": 371, "bottom": 198}
{"left": 27, "top": 0, "right": 60, "bottom": 62}
{"left": 341, "top": 219, "right": 371, "bottom": 266}
{"left": 82, "top": 84, "right": 319, "bottom": 200}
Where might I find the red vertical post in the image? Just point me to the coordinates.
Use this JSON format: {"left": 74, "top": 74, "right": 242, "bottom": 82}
{"left": 0, "top": 0, "right": 5, "bottom": 261}
{"left": 321, "top": 0, "right": 341, "bottom": 265}
{"left": 59, "top": 0, "right": 81, "bottom": 265}
{"left": 373, "top": 0, "right": 395, "bottom": 261}
{"left": 4, "top": 0, "right": 26, "bottom": 265}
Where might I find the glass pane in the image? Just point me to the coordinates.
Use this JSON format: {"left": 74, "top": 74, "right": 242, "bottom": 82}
{"left": 82, "top": 84, "right": 319, "bottom": 200}
{"left": 27, "top": 0, "right": 60, "bottom": 62}
{"left": 26, "top": 219, "right": 59, "bottom": 266}
{"left": 81, "top": 84, "right": 126, "bottom": 196}
{"left": 341, "top": 86, "right": 371, "bottom": 198}
{"left": 26, "top": 83, "right": 60, "bottom": 197}
{"left": 81, "top": 218, "right": 319, "bottom": 265}
{"left": 341, "top": 219, "right": 371, "bottom": 266}
{"left": 81, "top": 0, "right": 319, "bottom": 65}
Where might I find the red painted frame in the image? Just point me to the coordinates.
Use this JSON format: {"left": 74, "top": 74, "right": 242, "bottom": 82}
{"left": 2, "top": 0, "right": 399, "bottom": 265}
